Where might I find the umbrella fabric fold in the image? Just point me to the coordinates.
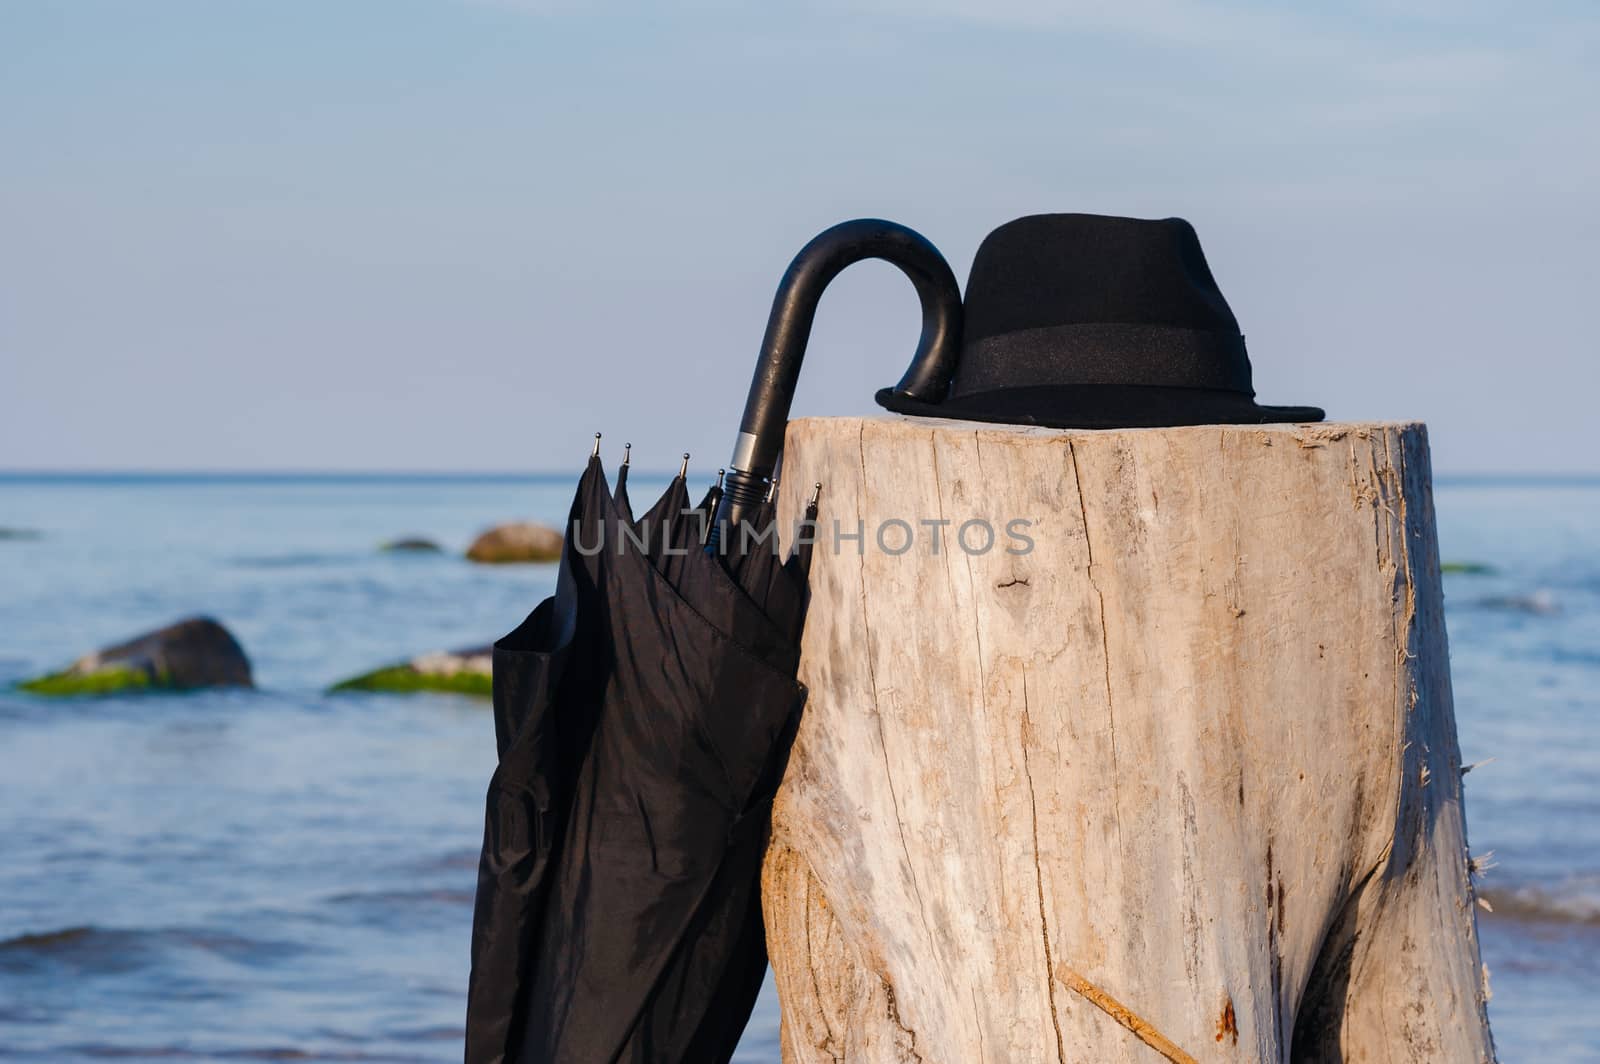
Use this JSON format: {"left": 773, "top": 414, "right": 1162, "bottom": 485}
{"left": 466, "top": 458, "right": 608, "bottom": 1064}
{"left": 466, "top": 457, "right": 816, "bottom": 1064}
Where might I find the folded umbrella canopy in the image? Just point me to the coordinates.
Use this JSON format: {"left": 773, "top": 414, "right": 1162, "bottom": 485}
{"left": 465, "top": 219, "right": 963, "bottom": 1064}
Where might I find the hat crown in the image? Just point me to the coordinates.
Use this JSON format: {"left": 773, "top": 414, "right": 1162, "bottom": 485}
{"left": 962, "top": 213, "right": 1241, "bottom": 343}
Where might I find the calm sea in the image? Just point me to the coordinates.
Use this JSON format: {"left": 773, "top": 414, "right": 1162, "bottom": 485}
{"left": 1, "top": 472, "right": 1595, "bottom": 1061}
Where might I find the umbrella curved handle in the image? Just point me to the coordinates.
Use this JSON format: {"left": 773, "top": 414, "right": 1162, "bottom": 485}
{"left": 720, "top": 219, "right": 963, "bottom": 525}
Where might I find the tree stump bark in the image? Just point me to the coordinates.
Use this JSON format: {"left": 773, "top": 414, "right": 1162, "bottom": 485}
{"left": 765, "top": 416, "right": 1494, "bottom": 1064}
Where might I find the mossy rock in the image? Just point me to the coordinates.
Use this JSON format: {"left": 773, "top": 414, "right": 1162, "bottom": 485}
{"left": 330, "top": 646, "right": 493, "bottom": 698}
{"left": 1441, "top": 561, "right": 1496, "bottom": 575}
{"left": 331, "top": 665, "right": 492, "bottom": 697}
{"left": 18, "top": 664, "right": 156, "bottom": 696}
{"left": 18, "top": 617, "right": 253, "bottom": 697}
{"left": 466, "top": 522, "right": 562, "bottom": 564}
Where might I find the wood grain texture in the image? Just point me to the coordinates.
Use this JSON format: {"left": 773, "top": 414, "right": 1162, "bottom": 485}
{"left": 764, "top": 416, "right": 1495, "bottom": 1064}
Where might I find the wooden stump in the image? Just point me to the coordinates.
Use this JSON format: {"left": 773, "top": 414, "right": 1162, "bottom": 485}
{"left": 765, "top": 417, "right": 1495, "bottom": 1064}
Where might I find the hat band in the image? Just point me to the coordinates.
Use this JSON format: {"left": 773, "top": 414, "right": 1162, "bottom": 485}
{"left": 955, "top": 323, "right": 1254, "bottom": 397}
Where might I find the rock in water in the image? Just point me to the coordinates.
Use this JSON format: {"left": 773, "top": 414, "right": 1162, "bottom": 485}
{"left": 380, "top": 536, "right": 443, "bottom": 553}
{"left": 465, "top": 522, "right": 562, "bottom": 564}
{"left": 1477, "top": 589, "right": 1559, "bottom": 615}
{"left": 330, "top": 646, "right": 493, "bottom": 697}
{"left": 19, "top": 617, "right": 254, "bottom": 696}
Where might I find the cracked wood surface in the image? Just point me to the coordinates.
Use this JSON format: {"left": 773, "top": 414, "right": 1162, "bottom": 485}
{"left": 762, "top": 416, "right": 1495, "bottom": 1064}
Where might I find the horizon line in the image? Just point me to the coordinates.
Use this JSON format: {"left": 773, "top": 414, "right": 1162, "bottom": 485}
{"left": 0, "top": 467, "right": 684, "bottom": 479}
{"left": 3, "top": 468, "right": 1600, "bottom": 484}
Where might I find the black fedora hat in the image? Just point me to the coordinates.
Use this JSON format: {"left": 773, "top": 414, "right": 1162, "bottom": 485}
{"left": 876, "top": 213, "right": 1324, "bottom": 428}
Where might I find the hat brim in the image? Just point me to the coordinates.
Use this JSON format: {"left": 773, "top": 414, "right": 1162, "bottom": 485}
{"left": 875, "top": 384, "right": 1324, "bottom": 429}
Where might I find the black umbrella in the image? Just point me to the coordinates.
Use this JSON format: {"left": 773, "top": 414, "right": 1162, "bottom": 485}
{"left": 465, "top": 218, "right": 962, "bottom": 1064}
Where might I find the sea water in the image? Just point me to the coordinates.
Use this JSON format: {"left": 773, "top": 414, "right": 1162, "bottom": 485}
{"left": 0, "top": 473, "right": 1595, "bottom": 1061}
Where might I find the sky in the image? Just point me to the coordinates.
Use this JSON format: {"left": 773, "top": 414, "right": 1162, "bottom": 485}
{"left": 1, "top": 1, "right": 1595, "bottom": 474}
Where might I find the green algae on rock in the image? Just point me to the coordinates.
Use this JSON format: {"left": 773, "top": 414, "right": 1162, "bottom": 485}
{"left": 19, "top": 664, "right": 155, "bottom": 696}
{"left": 17, "top": 617, "right": 253, "bottom": 696}
{"left": 330, "top": 646, "right": 493, "bottom": 697}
